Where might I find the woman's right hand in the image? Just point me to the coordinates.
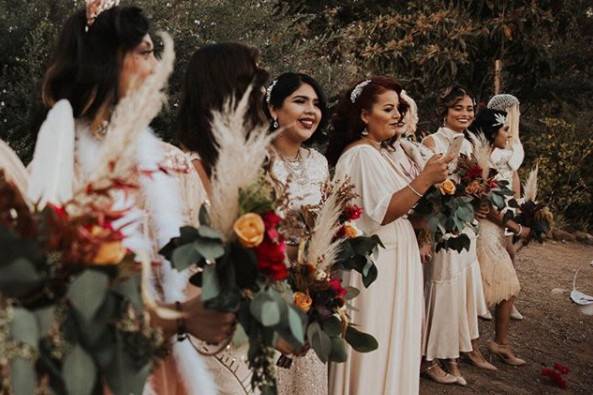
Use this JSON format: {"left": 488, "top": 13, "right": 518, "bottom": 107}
{"left": 420, "top": 154, "right": 451, "bottom": 184}
{"left": 183, "top": 296, "right": 236, "bottom": 344}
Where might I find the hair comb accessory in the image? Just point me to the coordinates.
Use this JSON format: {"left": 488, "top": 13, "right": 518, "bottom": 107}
{"left": 265, "top": 79, "right": 278, "bottom": 104}
{"left": 493, "top": 112, "right": 507, "bottom": 127}
{"left": 86, "top": 0, "right": 120, "bottom": 31}
{"left": 350, "top": 79, "right": 371, "bottom": 103}
{"left": 487, "top": 94, "right": 520, "bottom": 111}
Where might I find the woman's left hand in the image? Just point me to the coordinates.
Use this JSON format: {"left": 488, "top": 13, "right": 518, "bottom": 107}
{"left": 419, "top": 242, "right": 433, "bottom": 264}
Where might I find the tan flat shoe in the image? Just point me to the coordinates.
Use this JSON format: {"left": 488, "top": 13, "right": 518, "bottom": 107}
{"left": 422, "top": 361, "right": 458, "bottom": 385}
{"left": 446, "top": 360, "right": 468, "bottom": 386}
{"left": 487, "top": 341, "right": 526, "bottom": 366}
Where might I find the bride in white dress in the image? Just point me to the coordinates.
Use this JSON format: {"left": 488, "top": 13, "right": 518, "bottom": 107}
{"left": 327, "top": 76, "right": 450, "bottom": 395}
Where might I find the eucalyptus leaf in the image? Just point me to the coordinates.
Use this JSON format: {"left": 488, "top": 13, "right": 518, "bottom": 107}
{"left": 171, "top": 243, "right": 203, "bottom": 271}
{"left": 112, "top": 275, "right": 143, "bottom": 310}
{"left": 287, "top": 305, "right": 305, "bottom": 344}
{"left": 329, "top": 336, "right": 348, "bottom": 363}
{"left": 197, "top": 226, "right": 224, "bottom": 240}
{"left": 307, "top": 322, "right": 331, "bottom": 363}
{"left": 10, "top": 308, "right": 39, "bottom": 349}
{"left": 198, "top": 204, "right": 211, "bottom": 226}
{"left": 250, "top": 291, "right": 281, "bottom": 327}
{"left": 194, "top": 238, "right": 225, "bottom": 262}
{"left": 201, "top": 264, "right": 221, "bottom": 302}
{"left": 344, "top": 286, "right": 360, "bottom": 301}
{"left": 63, "top": 345, "right": 97, "bottom": 395}
{"left": 103, "top": 333, "right": 152, "bottom": 395}
{"left": 67, "top": 270, "right": 109, "bottom": 322}
{"left": 35, "top": 306, "right": 55, "bottom": 337}
{"left": 345, "top": 325, "right": 378, "bottom": 353}
{"left": 10, "top": 357, "right": 37, "bottom": 395}
{"left": 322, "top": 315, "right": 342, "bottom": 337}
{"left": 362, "top": 260, "right": 378, "bottom": 288}
{"left": 0, "top": 258, "right": 43, "bottom": 298}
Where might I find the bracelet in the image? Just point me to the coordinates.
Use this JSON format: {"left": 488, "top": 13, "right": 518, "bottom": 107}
{"left": 407, "top": 183, "right": 423, "bottom": 198}
{"left": 514, "top": 224, "right": 523, "bottom": 236}
{"left": 175, "top": 301, "right": 187, "bottom": 342}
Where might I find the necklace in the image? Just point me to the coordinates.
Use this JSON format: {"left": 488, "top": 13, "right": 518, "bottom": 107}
{"left": 278, "top": 148, "right": 308, "bottom": 186}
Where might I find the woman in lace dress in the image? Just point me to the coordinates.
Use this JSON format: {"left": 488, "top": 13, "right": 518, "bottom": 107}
{"left": 27, "top": 5, "right": 233, "bottom": 394}
{"left": 421, "top": 85, "right": 495, "bottom": 385}
{"left": 265, "top": 72, "right": 330, "bottom": 395}
{"left": 468, "top": 109, "right": 531, "bottom": 366}
{"left": 327, "top": 76, "right": 450, "bottom": 395}
{"left": 176, "top": 42, "right": 270, "bottom": 394}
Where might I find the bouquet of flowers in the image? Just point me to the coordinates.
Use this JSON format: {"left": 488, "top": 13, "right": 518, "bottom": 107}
{"left": 284, "top": 179, "right": 382, "bottom": 365}
{"left": 160, "top": 93, "right": 305, "bottom": 395}
{"left": 0, "top": 169, "right": 169, "bottom": 395}
{"left": 414, "top": 134, "right": 513, "bottom": 253}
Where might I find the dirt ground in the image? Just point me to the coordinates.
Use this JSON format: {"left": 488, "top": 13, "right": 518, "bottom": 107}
{"left": 420, "top": 241, "right": 593, "bottom": 395}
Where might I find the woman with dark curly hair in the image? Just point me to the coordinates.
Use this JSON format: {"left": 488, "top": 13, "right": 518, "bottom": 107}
{"left": 328, "top": 76, "right": 450, "bottom": 395}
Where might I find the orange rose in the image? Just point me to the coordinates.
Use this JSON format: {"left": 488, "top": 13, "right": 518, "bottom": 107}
{"left": 439, "top": 179, "right": 457, "bottom": 195}
{"left": 93, "top": 240, "right": 127, "bottom": 265}
{"left": 343, "top": 223, "right": 360, "bottom": 238}
{"left": 293, "top": 292, "right": 313, "bottom": 312}
{"left": 89, "top": 226, "right": 126, "bottom": 265}
{"left": 233, "top": 213, "right": 265, "bottom": 248}
{"left": 465, "top": 180, "right": 482, "bottom": 195}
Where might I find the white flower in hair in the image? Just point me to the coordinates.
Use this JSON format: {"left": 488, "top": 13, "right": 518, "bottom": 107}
{"left": 86, "top": 0, "right": 120, "bottom": 28}
{"left": 493, "top": 112, "right": 507, "bottom": 127}
{"left": 350, "top": 80, "right": 371, "bottom": 103}
{"left": 265, "top": 80, "right": 277, "bottom": 104}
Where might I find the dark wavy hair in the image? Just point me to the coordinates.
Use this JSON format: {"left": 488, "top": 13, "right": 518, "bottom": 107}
{"left": 266, "top": 72, "right": 329, "bottom": 145}
{"left": 437, "top": 84, "right": 476, "bottom": 121}
{"left": 326, "top": 76, "right": 408, "bottom": 166}
{"left": 468, "top": 108, "right": 508, "bottom": 145}
{"left": 41, "top": 6, "right": 150, "bottom": 131}
{"left": 176, "top": 43, "right": 269, "bottom": 177}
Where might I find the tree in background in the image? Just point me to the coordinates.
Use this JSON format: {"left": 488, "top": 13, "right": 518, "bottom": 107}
{"left": 0, "top": 0, "right": 591, "bottom": 228}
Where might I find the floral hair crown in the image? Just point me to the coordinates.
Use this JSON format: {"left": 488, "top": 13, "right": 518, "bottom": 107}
{"left": 265, "top": 80, "right": 278, "bottom": 104}
{"left": 86, "top": 0, "right": 120, "bottom": 31}
{"left": 350, "top": 80, "right": 371, "bottom": 103}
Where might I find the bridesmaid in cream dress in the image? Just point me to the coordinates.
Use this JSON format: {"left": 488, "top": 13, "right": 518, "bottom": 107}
{"left": 265, "top": 72, "right": 330, "bottom": 395}
{"left": 326, "top": 76, "right": 450, "bottom": 395}
{"left": 421, "top": 86, "right": 495, "bottom": 385}
{"left": 26, "top": 5, "right": 234, "bottom": 394}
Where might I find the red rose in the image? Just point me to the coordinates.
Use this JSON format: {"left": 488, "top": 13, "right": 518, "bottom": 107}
{"left": 553, "top": 363, "right": 570, "bottom": 375}
{"left": 466, "top": 165, "right": 483, "bottom": 180}
{"left": 255, "top": 238, "right": 288, "bottom": 281}
{"left": 262, "top": 211, "right": 282, "bottom": 229}
{"left": 344, "top": 205, "right": 363, "bottom": 221}
{"left": 48, "top": 203, "right": 68, "bottom": 221}
{"left": 328, "top": 277, "right": 347, "bottom": 298}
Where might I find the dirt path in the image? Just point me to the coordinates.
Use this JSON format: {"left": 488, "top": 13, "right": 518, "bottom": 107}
{"left": 420, "top": 241, "right": 593, "bottom": 394}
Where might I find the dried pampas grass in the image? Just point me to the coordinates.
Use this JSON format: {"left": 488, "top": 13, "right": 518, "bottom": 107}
{"left": 523, "top": 162, "right": 539, "bottom": 202}
{"left": 92, "top": 31, "right": 175, "bottom": 183}
{"left": 208, "top": 87, "right": 278, "bottom": 239}
{"left": 468, "top": 131, "right": 492, "bottom": 179}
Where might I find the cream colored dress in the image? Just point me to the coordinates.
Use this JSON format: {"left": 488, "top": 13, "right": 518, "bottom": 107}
{"left": 269, "top": 147, "right": 330, "bottom": 395}
{"left": 476, "top": 151, "right": 521, "bottom": 306}
{"left": 421, "top": 127, "right": 488, "bottom": 361}
{"left": 330, "top": 145, "right": 424, "bottom": 395}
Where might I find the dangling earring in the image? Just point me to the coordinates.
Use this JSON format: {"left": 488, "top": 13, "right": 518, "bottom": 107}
{"left": 272, "top": 119, "right": 279, "bottom": 129}
{"left": 361, "top": 128, "right": 369, "bottom": 136}
{"left": 442, "top": 117, "right": 447, "bottom": 127}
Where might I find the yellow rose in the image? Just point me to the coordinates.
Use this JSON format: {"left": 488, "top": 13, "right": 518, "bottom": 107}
{"left": 293, "top": 292, "right": 313, "bottom": 313}
{"left": 233, "top": 213, "right": 265, "bottom": 248}
{"left": 439, "top": 179, "right": 457, "bottom": 195}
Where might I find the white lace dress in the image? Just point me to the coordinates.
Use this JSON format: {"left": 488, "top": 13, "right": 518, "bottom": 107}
{"left": 269, "top": 147, "right": 330, "bottom": 395}
{"left": 421, "top": 127, "right": 489, "bottom": 361}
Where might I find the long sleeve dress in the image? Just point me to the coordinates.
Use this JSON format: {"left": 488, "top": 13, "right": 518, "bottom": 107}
{"left": 329, "top": 144, "right": 424, "bottom": 395}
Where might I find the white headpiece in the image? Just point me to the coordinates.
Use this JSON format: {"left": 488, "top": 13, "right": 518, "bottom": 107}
{"left": 487, "top": 94, "right": 520, "bottom": 111}
{"left": 86, "top": 0, "right": 120, "bottom": 29}
{"left": 493, "top": 112, "right": 507, "bottom": 127}
{"left": 265, "top": 80, "right": 277, "bottom": 104}
{"left": 350, "top": 80, "right": 371, "bottom": 103}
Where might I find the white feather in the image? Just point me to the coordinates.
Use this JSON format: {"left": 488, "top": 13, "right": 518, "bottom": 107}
{"left": 208, "top": 87, "right": 277, "bottom": 239}
{"left": 27, "top": 99, "right": 75, "bottom": 206}
{"left": 523, "top": 162, "right": 539, "bottom": 202}
{"left": 307, "top": 183, "right": 343, "bottom": 271}
{"left": 0, "top": 139, "right": 28, "bottom": 196}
